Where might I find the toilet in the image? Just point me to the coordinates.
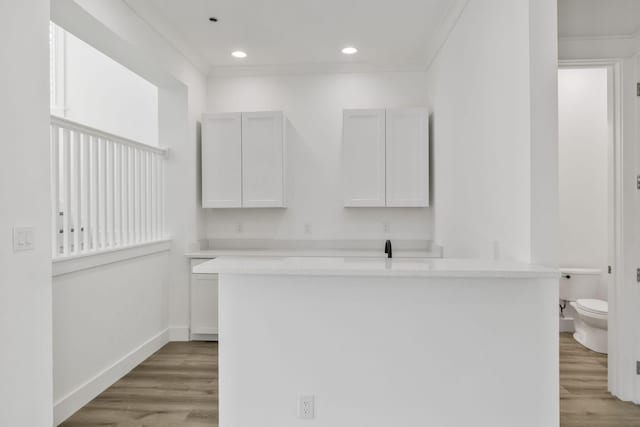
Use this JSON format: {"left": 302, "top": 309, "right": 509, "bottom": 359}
{"left": 559, "top": 268, "right": 608, "bottom": 354}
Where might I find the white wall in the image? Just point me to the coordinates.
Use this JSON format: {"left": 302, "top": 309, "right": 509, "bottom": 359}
{"left": 52, "top": 252, "right": 169, "bottom": 424}
{"left": 205, "top": 71, "right": 433, "bottom": 241}
{"left": 61, "top": 26, "right": 159, "bottom": 146}
{"left": 529, "top": 0, "right": 560, "bottom": 266}
{"left": 557, "top": 68, "right": 609, "bottom": 281}
{"left": 426, "top": 0, "right": 530, "bottom": 261}
{"left": 52, "top": 0, "right": 208, "bottom": 346}
{"left": 426, "top": 0, "right": 557, "bottom": 263}
{"left": 0, "top": 1, "right": 53, "bottom": 426}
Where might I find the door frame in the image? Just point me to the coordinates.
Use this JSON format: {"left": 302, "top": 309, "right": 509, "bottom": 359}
{"left": 558, "top": 58, "right": 625, "bottom": 399}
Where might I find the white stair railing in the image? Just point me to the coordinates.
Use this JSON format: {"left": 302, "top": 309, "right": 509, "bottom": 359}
{"left": 50, "top": 115, "right": 167, "bottom": 258}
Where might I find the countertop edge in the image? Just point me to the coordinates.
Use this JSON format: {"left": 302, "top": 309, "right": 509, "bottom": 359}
{"left": 194, "top": 268, "right": 560, "bottom": 279}
{"left": 192, "top": 256, "right": 560, "bottom": 279}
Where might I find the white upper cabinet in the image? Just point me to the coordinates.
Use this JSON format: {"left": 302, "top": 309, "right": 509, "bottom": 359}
{"left": 386, "top": 108, "right": 429, "bottom": 207}
{"left": 202, "top": 113, "right": 242, "bottom": 208}
{"left": 342, "top": 108, "right": 429, "bottom": 208}
{"left": 201, "top": 111, "right": 286, "bottom": 208}
{"left": 342, "top": 109, "right": 386, "bottom": 207}
{"left": 242, "top": 111, "right": 285, "bottom": 208}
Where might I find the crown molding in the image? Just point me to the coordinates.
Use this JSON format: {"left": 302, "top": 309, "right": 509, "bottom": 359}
{"left": 209, "top": 61, "right": 428, "bottom": 78}
{"left": 422, "top": 0, "right": 470, "bottom": 72}
{"left": 558, "top": 34, "right": 636, "bottom": 42}
{"left": 122, "top": 0, "right": 210, "bottom": 76}
{"left": 558, "top": 33, "right": 639, "bottom": 60}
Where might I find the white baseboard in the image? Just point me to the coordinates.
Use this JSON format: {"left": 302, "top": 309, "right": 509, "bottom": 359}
{"left": 169, "top": 326, "right": 190, "bottom": 341}
{"left": 190, "top": 333, "right": 219, "bottom": 342}
{"left": 53, "top": 328, "right": 170, "bottom": 426}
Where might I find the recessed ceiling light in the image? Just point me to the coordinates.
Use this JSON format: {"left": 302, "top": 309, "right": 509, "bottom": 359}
{"left": 231, "top": 50, "right": 247, "bottom": 59}
{"left": 341, "top": 46, "right": 358, "bottom": 55}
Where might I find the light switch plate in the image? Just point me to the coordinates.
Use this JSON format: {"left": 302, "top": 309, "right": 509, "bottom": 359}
{"left": 13, "top": 227, "right": 35, "bottom": 252}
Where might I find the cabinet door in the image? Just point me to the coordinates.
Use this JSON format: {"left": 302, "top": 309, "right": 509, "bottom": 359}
{"left": 241, "top": 111, "right": 285, "bottom": 207}
{"left": 385, "top": 108, "right": 429, "bottom": 207}
{"left": 202, "top": 113, "right": 242, "bottom": 208}
{"left": 190, "top": 273, "right": 219, "bottom": 336}
{"left": 342, "top": 109, "right": 386, "bottom": 207}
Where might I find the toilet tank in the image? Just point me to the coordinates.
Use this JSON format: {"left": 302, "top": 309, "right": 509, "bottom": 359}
{"left": 559, "top": 268, "right": 601, "bottom": 301}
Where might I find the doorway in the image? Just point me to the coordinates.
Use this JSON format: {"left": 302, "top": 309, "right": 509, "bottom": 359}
{"left": 558, "top": 65, "right": 612, "bottom": 314}
{"left": 557, "top": 62, "right": 636, "bottom": 424}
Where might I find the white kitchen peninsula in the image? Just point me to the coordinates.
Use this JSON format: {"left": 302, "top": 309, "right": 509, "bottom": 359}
{"left": 195, "top": 256, "right": 559, "bottom": 427}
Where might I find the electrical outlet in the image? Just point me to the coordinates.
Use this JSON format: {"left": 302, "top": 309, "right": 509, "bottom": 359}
{"left": 383, "top": 222, "right": 390, "bottom": 234}
{"left": 235, "top": 223, "right": 243, "bottom": 233}
{"left": 299, "top": 395, "right": 315, "bottom": 419}
{"left": 304, "top": 223, "right": 312, "bottom": 235}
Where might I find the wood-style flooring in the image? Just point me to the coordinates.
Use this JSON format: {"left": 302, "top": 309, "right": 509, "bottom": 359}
{"left": 560, "top": 332, "right": 640, "bottom": 426}
{"left": 61, "top": 334, "right": 640, "bottom": 426}
{"left": 60, "top": 341, "right": 218, "bottom": 427}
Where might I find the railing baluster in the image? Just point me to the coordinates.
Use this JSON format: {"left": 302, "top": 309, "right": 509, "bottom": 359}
{"left": 91, "top": 135, "right": 98, "bottom": 251}
{"left": 111, "top": 142, "right": 117, "bottom": 247}
{"left": 151, "top": 153, "right": 155, "bottom": 239}
{"left": 111, "top": 141, "right": 117, "bottom": 246}
{"left": 139, "top": 150, "right": 143, "bottom": 244}
{"left": 126, "top": 146, "right": 133, "bottom": 246}
{"left": 134, "top": 149, "right": 140, "bottom": 243}
{"left": 50, "top": 125, "right": 60, "bottom": 257}
{"left": 145, "top": 152, "right": 151, "bottom": 241}
{"left": 82, "top": 133, "right": 90, "bottom": 252}
{"left": 143, "top": 152, "right": 148, "bottom": 241}
{"left": 100, "top": 137, "right": 107, "bottom": 249}
{"left": 107, "top": 140, "right": 114, "bottom": 247}
{"left": 158, "top": 155, "right": 166, "bottom": 239}
{"left": 73, "top": 131, "right": 81, "bottom": 254}
{"left": 62, "top": 128, "right": 71, "bottom": 256}
{"left": 141, "top": 150, "right": 147, "bottom": 242}
{"left": 151, "top": 153, "right": 156, "bottom": 240}
{"left": 118, "top": 144, "right": 124, "bottom": 246}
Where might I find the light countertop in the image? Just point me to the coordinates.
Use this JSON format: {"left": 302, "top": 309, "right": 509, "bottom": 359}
{"left": 185, "top": 248, "right": 441, "bottom": 259}
{"left": 193, "top": 256, "right": 559, "bottom": 279}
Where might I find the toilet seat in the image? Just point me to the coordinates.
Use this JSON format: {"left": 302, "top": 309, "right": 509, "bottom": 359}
{"left": 576, "top": 299, "right": 608, "bottom": 316}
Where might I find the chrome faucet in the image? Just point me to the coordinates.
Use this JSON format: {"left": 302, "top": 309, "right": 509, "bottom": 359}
{"left": 384, "top": 240, "right": 392, "bottom": 259}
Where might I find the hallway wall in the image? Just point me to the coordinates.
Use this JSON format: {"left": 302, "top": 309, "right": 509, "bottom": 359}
{"left": 53, "top": 253, "right": 170, "bottom": 424}
{"left": 51, "top": 0, "right": 208, "bottom": 423}
{"left": 0, "top": 1, "right": 54, "bottom": 425}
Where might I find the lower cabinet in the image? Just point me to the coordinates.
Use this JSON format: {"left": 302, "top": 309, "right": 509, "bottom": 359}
{"left": 190, "top": 259, "right": 218, "bottom": 341}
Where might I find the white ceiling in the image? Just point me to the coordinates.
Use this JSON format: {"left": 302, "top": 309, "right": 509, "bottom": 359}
{"left": 124, "top": 0, "right": 459, "bottom": 73}
{"left": 558, "top": 0, "right": 640, "bottom": 38}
